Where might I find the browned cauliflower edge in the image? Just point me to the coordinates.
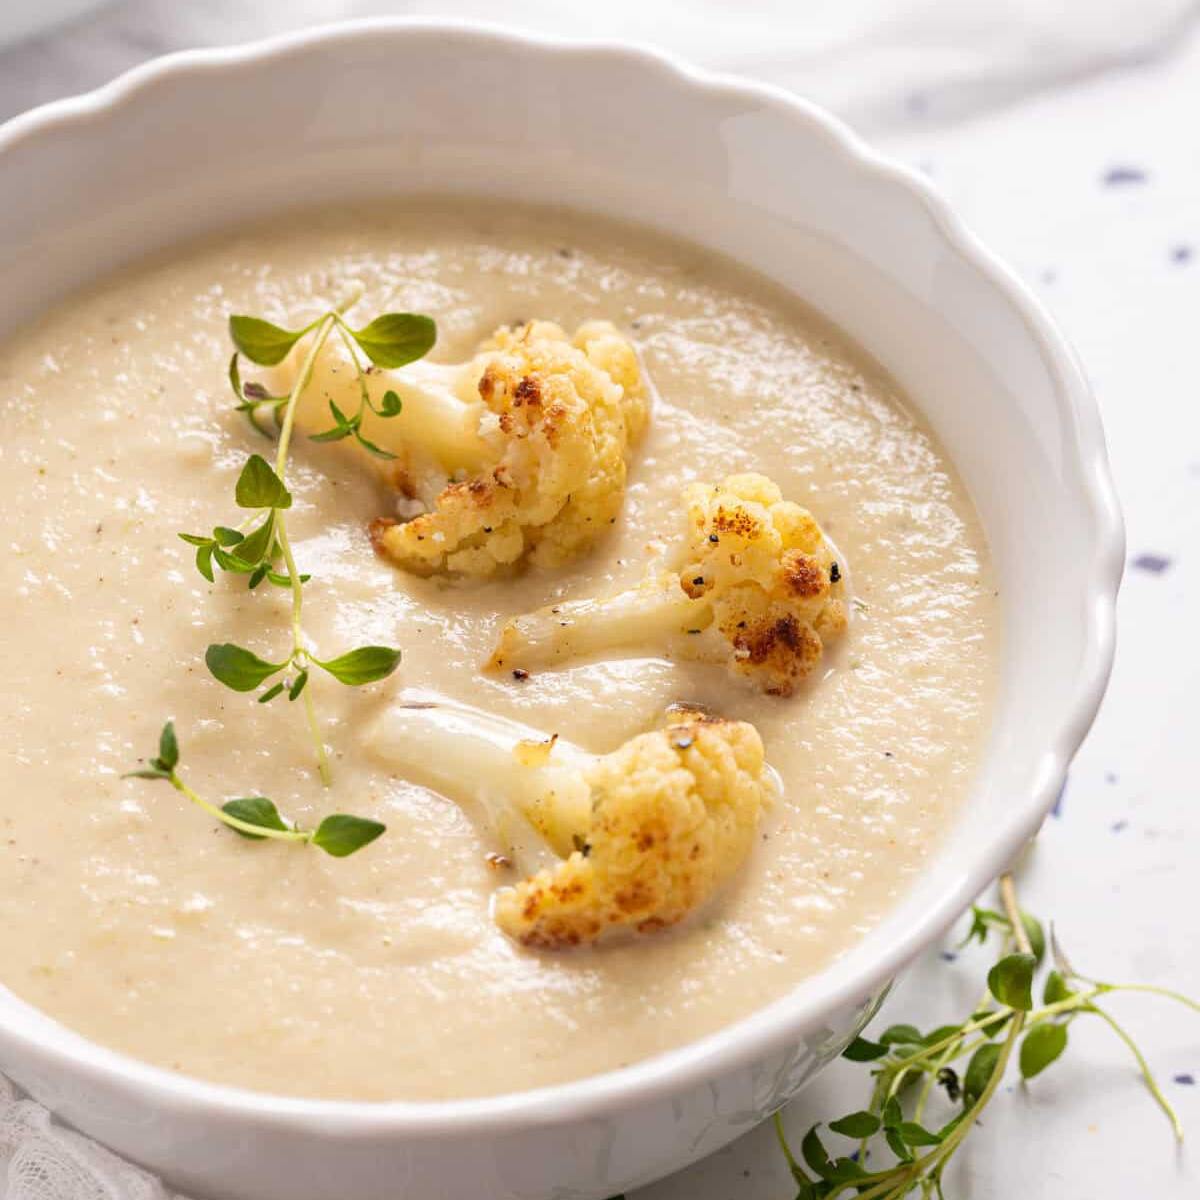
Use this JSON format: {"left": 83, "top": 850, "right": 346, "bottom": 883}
{"left": 494, "top": 708, "right": 770, "bottom": 948}
{"left": 368, "top": 319, "right": 648, "bottom": 577}
{"left": 488, "top": 472, "right": 848, "bottom": 695}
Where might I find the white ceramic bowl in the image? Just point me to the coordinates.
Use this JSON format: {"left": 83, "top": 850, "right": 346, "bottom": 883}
{"left": 0, "top": 20, "right": 1122, "bottom": 1200}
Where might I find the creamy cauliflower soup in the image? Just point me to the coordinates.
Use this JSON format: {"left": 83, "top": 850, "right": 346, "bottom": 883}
{"left": 0, "top": 201, "right": 997, "bottom": 1100}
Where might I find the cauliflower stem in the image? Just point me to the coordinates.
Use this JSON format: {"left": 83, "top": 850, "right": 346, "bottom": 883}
{"left": 489, "top": 572, "right": 705, "bottom": 667}
{"left": 270, "top": 349, "right": 492, "bottom": 477}
{"left": 490, "top": 472, "right": 848, "bottom": 695}
{"left": 364, "top": 699, "right": 773, "bottom": 947}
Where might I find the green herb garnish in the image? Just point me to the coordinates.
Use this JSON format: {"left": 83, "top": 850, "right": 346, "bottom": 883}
{"left": 774, "top": 873, "right": 1199, "bottom": 1198}
{"left": 179, "top": 298, "right": 434, "bottom": 782}
{"left": 125, "top": 722, "right": 384, "bottom": 857}
{"left": 227, "top": 308, "right": 432, "bottom": 456}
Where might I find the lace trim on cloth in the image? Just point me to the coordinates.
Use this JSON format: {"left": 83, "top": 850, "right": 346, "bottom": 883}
{"left": 0, "top": 1076, "right": 185, "bottom": 1200}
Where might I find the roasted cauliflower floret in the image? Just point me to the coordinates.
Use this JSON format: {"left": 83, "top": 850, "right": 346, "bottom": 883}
{"left": 497, "top": 709, "right": 768, "bottom": 948}
{"left": 488, "top": 472, "right": 848, "bottom": 695}
{"left": 274, "top": 318, "right": 647, "bottom": 577}
{"left": 374, "top": 319, "right": 647, "bottom": 577}
{"left": 363, "top": 700, "right": 772, "bottom": 948}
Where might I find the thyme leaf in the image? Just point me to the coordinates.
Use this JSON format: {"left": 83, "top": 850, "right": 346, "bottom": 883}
{"left": 177, "top": 297, "right": 431, "bottom": 785}
{"left": 1019, "top": 1021, "right": 1069, "bottom": 1079}
{"left": 228, "top": 315, "right": 313, "bottom": 366}
{"left": 222, "top": 796, "right": 290, "bottom": 838}
{"left": 315, "top": 645, "right": 403, "bottom": 686}
{"left": 773, "top": 873, "right": 1199, "bottom": 1198}
{"left": 311, "top": 814, "right": 387, "bottom": 857}
{"left": 349, "top": 312, "right": 436, "bottom": 368}
{"left": 205, "top": 643, "right": 287, "bottom": 692}
{"left": 235, "top": 454, "right": 292, "bottom": 510}
{"left": 987, "top": 952, "right": 1036, "bottom": 1010}
{"left": 125, "top": 723, "right": 384, "bottom": 856}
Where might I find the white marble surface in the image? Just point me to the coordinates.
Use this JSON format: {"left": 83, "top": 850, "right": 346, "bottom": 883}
{"left": 648, "top": 30, "right": 1200, "bottom": 1200}
{"left": 1, "top": 4, "right": 1198, "bottom": 1198}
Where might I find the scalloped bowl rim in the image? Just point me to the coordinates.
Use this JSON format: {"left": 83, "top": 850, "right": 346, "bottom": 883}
{"left": 0, "top": 17, "right": 1123, "bottom": 1138}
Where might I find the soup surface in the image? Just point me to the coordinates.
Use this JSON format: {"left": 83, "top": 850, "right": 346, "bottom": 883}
{"left": 0, "top": 202, "right": 997, "bottom": 1100}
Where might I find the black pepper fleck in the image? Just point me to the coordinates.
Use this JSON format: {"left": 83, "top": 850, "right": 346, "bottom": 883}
{"left": 829, "top": 562, "right": 841, "bottom": 583}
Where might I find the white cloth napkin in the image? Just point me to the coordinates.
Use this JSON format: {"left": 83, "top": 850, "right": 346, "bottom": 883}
{"left": 0, "top": 1, "right": 1195, "bottom": 1197}
{"left": 0, "top": 1077, "right": 173, "bottom": 1200}
{"left": 1, "top": 0, "right": 1196, "bottom": 129}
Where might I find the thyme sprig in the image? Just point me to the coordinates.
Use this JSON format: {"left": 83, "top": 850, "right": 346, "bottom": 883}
{"left": 773, "top": 873, "right": 1199, "bottom": 1199}
{"left": 124, "top": 722, "right": 384, "bottom": 857}
{"left": 179, "top": 302, "right": 435, "bottom": 783}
